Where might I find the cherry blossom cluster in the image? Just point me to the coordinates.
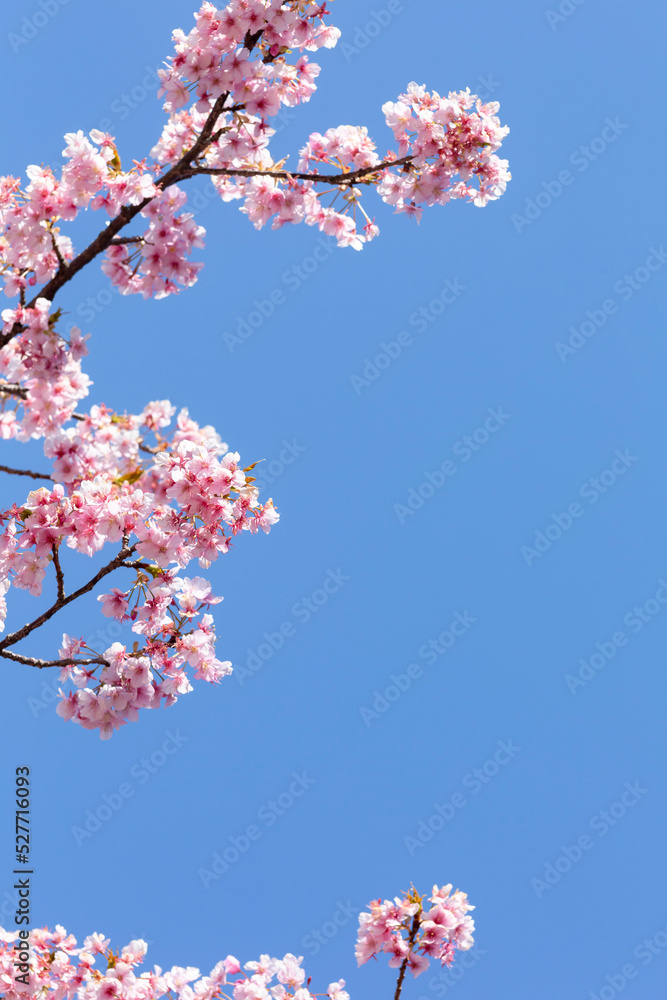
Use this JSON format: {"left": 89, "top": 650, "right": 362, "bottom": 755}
{"left": 355, "top": 884, "right": 475, "bottom": 978}
{"left": 149, "top": 4, "right": 510, "bottom": 250}
{"left": 379, "top": 84, "right": 511, "bottom": 214}
{"left": 55, "top": 573, "right": 232, "bottom": 741}
{"left": 0, "top": 299, "right": 90, "bottom": 440}
{"left": 0, "top": 925, "right": 350, "bottom": 1000}
{"left": 0, "top": 1, "right": 511, "bottom": 308}
{"left": 0, "top": 139, "right": 205, "bottom": 302}
{"left": 0, "top": 2, "right": 509, "bottom": 727}
{"left": 155, "top": 0, "right": 340, "bottom": 117}
{"left": 0, "top": 884, "right": 475, "bottom": 1000}
{"left": 101, "top": 185, "right": 206, "bottom": 299}
{"left": 0, "top": 348, "right": 278, "bottom": 736}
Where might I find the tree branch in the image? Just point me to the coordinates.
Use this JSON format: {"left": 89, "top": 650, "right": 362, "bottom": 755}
{"left": 120, "top": 559, "right": 154, "bottom": 572}
{"left": 394, "top": 912, "right": 421, "bottom": 1000}
{"left": 0, "top": 74, "right": 412, "bottom": 351}
{"left": 0, "top": 540, "right": 136, "bottom": 652}
{"left": 109, "top": 236, "right": 147, "bottom": 246}
{"left": 52, "top": 544, "right": 65, "bottom": 601}
{"left": 184, "top": 155, "right": 413, "bottom": 187}
{"left": 0, "top": 649, "right": 109, "bottom": 669}
{"left": 49, "top": 229, "right": 67, "bottom": 271}
{"left": 0, "top": 383, "right": 28, "bottom": 400}
{"left": 0, "top": 92, "right": 236, "bottom": 349}
{"left": 0, "top": 464, "right": 53, "bottom": 482}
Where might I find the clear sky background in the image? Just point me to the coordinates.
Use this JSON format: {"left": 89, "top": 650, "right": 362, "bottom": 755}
{"left": 1, "top": 1, "right": 666, "bottom": 998}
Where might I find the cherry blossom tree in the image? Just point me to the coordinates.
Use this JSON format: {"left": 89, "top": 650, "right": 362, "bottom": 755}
{"left": 0, "top": 884, "right": 475, "bottom": 999}
{"left": 0, "top": 1, "right": 511, "bottom": 736}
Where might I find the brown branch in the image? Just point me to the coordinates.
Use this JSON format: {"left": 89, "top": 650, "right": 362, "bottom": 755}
{"left": 0, "top": 383, "right": 28, "bottom": 400}
{"left": 120, "top": 559, "right": 154, "bottom": 572}
{"left": 184, "top": 154, "right": 413, "bottom": 187}
{"left": 109, "top": 235, "right": 146, "bottom": 245}
{"left": 0, "top": 92, "right": 239, "bottom": 349}
{"left": 394, "top": 912, "right": 421, "bottom": 1000}
{"left": 51, "top": 544, "right": 65, "bottom": 601}
{"left": 0, "top": 540, "right": 136, "bottom": 652}
{"left": 1, "top": 381, "right": 83, "bottom": 426}
{"left": 0, "top": 464, "right": 53, "bottom": 482}
{"left": 0, "top": 66, "right": 411, "bottom": 352}
{"left": 0, "top": 649, "right": 109, "bottom": 669}
{"left": 49, "top": 229, "right": 67, "bottom": 271}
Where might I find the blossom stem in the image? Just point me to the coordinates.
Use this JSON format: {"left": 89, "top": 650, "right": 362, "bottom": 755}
{"left": 52, "top": 544, "right": 65, "bottom": 601}
{"left": 0, "top": 93, "right": 412, "bottom": 351}
{"left": 0, "top": 649, "right": 109, "bottom": 669}
{"left": 0, "top": 464, "right": 53, "bottom": 482}
{"left": 0, "top": 540, "right": 136, "bottom": 653}
{"left": 185, "top": 154, "right": 413, "bottom": 187}
{"left": 394, "top": 913, "right": 421, "bottom": 1000}
{"left": 0, "top": 383, "right": 28, "bottom": 400}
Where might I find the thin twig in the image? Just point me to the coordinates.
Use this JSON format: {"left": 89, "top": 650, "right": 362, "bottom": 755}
{"left": 1, "top": 92, "right": 236, "bottom": 348}
{"left": 0, "top": 383, "right": 28, "bottom": 400}
{"left": 394, "top": 913, "right": 421, "bottom": 1000}
{"left": 0, "top": 540, "right": 136, "bottom": 652}
{"left": 0, "top": 76, "right": 412, "bottom": 351}
{"left": 49, "top": 229, "right": 67, "bottom": 270}
{"left": 0, "top": 649, "right": 109, "bottom": 669}
{"left": 109, "top": 236, "right": 147, "bottom": 246}
{"left": 0, "top": 464, "right": 53, "bottom": 482}
{"left": 185, "top": 155, "right": 413, "bottom": 187}
{"left": 51, "top": 544, "right": 65, "bottom": 601}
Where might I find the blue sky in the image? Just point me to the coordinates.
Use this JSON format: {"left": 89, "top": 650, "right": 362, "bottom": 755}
{"left": 1, "top": 1, "right": 666, "bottom": 997}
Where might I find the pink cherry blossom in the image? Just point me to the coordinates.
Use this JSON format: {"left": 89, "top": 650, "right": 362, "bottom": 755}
{"left": 355, "top": 884, "right": 475, "bottom": 981}
{"left": 0, "top": 885, "right": 474, "bottom": 1000}
{"left": 0, "top": 380, "right": 278, "bottom": 736}
{"left": 1, "top": 2, "right": 510, "bottom": 308}
{"left": 0, "top": 1, "right": 509, "bottom": 734}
